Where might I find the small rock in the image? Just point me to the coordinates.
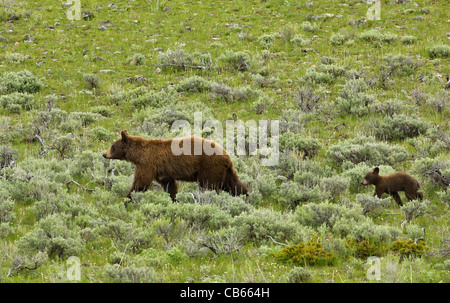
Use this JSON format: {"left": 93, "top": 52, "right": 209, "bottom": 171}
{"left": 162, "top": 6, "right": 172, "bottom": 12}
{"left": 83, "top": 11, "right": 94, "bottom": 20}
{"left": 98, "top": 25, "right": 108, "bottom": 31}
{"left": 108, "top": 3, "right": 119, "bottom": 10}
{"left": 101, "top": 20, "right": 113, "bottom": 27}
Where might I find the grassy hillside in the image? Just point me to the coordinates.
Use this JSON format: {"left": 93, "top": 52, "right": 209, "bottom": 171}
{"left": 0, "top": 0, "right": 449, "bottom": 283}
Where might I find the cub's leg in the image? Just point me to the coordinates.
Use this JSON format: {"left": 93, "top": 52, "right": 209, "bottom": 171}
{"left": 390, "top": 192, "right": 403, "bottom": 206}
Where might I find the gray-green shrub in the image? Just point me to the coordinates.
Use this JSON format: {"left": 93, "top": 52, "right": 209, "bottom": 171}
{"left": 427, "top": 44, "right": 450, "bottom": 59}
{"left": 373, "top": 114, "right": 429, "bottom": 141}
{"left": 0, "top": 70, "right": 43, "bottom": 94}
{"left": 326, "top": 136, "right": 409, "bottom": 168}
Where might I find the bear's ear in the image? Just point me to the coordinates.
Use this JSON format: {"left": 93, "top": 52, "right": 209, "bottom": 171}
{"left": 373, "top": 167, "right": 379, "bottom": 174}
{"left": 121, "top": 130, "right": 128, "bottom": 144}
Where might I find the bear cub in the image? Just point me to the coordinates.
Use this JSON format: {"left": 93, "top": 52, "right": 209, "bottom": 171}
{"left": 361, "top": 167, "right": 423, "bottom": 206}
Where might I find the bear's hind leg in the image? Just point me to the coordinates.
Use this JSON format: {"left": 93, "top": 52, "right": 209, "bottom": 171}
{"left": 161, "top": 179, "right": 178, "bottom": 202}
{"left": 391, "top": 192, "right": 403, "bottom": 206}
{"left": 405, "top": 190, "right": 420, "bottom": 201}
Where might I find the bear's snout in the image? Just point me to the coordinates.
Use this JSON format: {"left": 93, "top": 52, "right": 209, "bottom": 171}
{"left": 102, "top": 153, "right": 107, "bottom": 158}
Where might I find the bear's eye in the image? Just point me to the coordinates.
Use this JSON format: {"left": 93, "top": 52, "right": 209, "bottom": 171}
{"left": 112, "top": 146, "right": 115, "bottom": 152}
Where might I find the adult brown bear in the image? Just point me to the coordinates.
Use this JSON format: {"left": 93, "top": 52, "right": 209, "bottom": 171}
{"left": 361, "top": 167, "right": 423, "bottom": 206}
{"left": 102, "top": 130, "right": 248, "bottom": 201}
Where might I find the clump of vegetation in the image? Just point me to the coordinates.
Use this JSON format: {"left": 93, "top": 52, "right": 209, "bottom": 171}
{"left": 286, "top": 266, "right": 312, "bottom": 283}
{"left": 401, "top": 35, "right": 417, "bottom": 45}
{"left": 383, "top": 55, "right": 420, "bottom": 77}
{"left": 326, "top": 135, "right": 409, "bottom": 168}
{"left": 330, "top": 33, "right": 350, "bottom": 45}
{"left": 5, "top": 52, "right": 30, "bottom": 64}
{"left": 358, "top": 30, "right": 397, "bottom": 43}
{"left": 0, "top": 92, "right": 36, "bottom": 113}
{"left": 275, "top": 239, "right": 336, "bottom": 266}
{"left": 301, "top": 69, "right": 334, "bottom": 85}
{"left": 356, "top": 194, "right": 391, "bottom": 217}
{"left": 157, "top": 49, "right": 211, "bottom": 70}
{"left": 0, "top": 70, "right": 43, "bottom": 94}
{"left": 427, "top": 44, "right": 450, "bottom": 59}
{"left": 300, "top": 21, "right": 319, "bottom": 33}
{"left": 390, "top": 239, "right": 428, "bottom": 258}
{"left": 103, "top": 264, "right": 160, "bottom": 283}
{"left": 401, "top": 200, "right": 430, "bottom": 222}
{"left": 17, "top": 214, "right": 85, "bottom": 259}
{"left": 177, "top": 76, "right": 212, "bottom": 93}
{"left": 279, "top": 132, "right": 321, "bottom": 158}
{"left": 335, "top": 78, "right": 376, "bottom": 116}
{"left": 83, "top": 73, "right": 100, "bottom": 89}
{"left": 373, "top": 114, "right": 430, "bottom": 141}
{"left": 126, "top": 53, "right": 146, "bottom": 65}
{"left": 218, "top": 50, "right": 255, "bottom": 72}
{"left": 253, "top": 94, "right": 274, "bottom": 114}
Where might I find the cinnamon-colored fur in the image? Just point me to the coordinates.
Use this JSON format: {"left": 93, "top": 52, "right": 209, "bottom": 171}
{"left": 102, "top": 130, "right": 248, "bottom": 201}
{"left": 360, "top": 167, "right": 423, "bottom": 206}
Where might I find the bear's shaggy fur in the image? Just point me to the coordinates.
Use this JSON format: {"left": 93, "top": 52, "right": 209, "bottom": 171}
{"left": 103, "top": 130, "right": 248, "bottom": 201}
{"left": 361, "top": 167, "right": 423, "bottom": 206}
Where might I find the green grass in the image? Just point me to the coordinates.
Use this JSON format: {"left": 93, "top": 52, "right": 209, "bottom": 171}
{"left": 0, "top": 0, "right": 449, "bottom": 283}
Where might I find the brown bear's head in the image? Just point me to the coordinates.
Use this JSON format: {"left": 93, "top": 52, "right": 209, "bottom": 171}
{"left": 361, "top": 167, "right": 380, "bottom": 185}
{"left": 102, "top": 130, "right": 129, "bottom": 160}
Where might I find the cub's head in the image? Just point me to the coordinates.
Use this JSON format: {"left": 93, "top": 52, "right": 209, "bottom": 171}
{"left": 102, "top": 130, "right": 129, "bottom": 160}
{"left": 361, "top": 167, "right": 379, "bottom": 185}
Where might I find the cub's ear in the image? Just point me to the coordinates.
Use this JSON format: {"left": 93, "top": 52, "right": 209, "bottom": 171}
{"left": 121, "top": 130, "right": 128, "bottom": 144}
{"left": 373, "top": 167, "right": 379, "bottom": 174}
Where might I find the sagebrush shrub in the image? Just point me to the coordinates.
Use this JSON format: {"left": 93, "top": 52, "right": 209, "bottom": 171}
{"left": 301, "top": 69, "right": 333, "bottom": 85}
{"left": 103, "top": 264, "right": 160, "bottom": 283}
{"left": 326, "top": 135, "right": 409, "bottom": 168}
{"left": 286, "top": 266, "right": 312, "bottom": 283}
{"left": 253, "top": 94, "right": 273, "bottom": 114}
{"left": 279, "top": 132, "right": 321, "bottom": 158}
{"left": 427, "top": 44, "right": 450, "bottom": 59}
{"left": 329, "top": 33, "right": 349, "bottom": 45}
{"left": 411, "top": 157, "right": 449, "bottom": 187}
{"left": 373, "top": 114, "right": 429, "bottom": 141}
{"left": 356, "top": 194, "right": 391, "bottom": 217}
{"left": 5, "top": 52, "right": 30, "bottom": 64}
{"left": 218, "top": 50, "right": 254, "bottom": 72}
{"left": 295, "top": 202, "right": 364, "bottom": 229}
{"left": 383, "top": 55, "right": 420, "bottom": 76}
{"left": 401, "top": 200, "right": 430, "bottom": 222}
{"left": 157, "top": 48, "right": 192, "bottom": 69}
{"left": 83, "top": 73, "right": 99, "bottom": 89}
{"left": 17, "top": 214, "right": 85, "bottom": 259}
{"left": 335, "top": 78, "right": 375, "bottom": 116}
{"left": 0, "top": 70, "right": 43, "bottom": 94}
{"left": 177, "top": 76, "right": 212, "bottom": 93}
{"left": 126, "top": 53, "right": 146, "bottom": 65}
{"left": 300, "top": 21, "right": 319, "bottom": 33}
{"left": 231, "top": 208, "right": 298, "bottom": 242}
{"left": 290, "top": 35, "right": 310, "bottom": 47}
